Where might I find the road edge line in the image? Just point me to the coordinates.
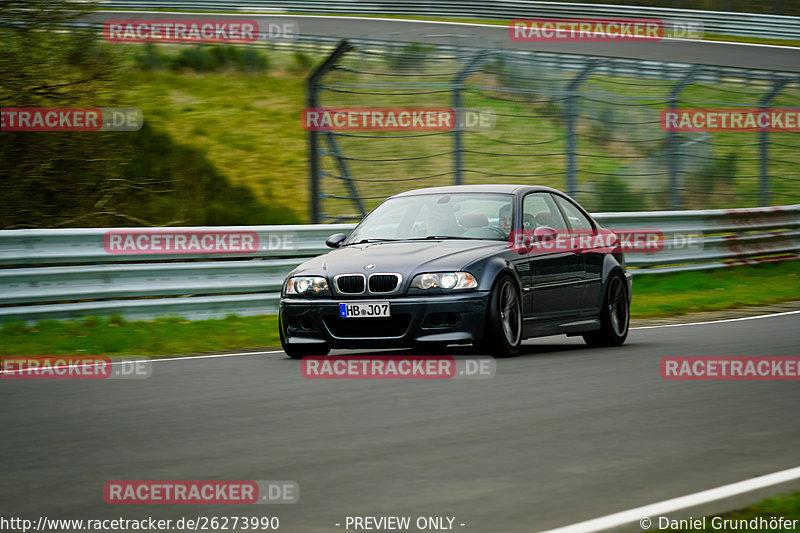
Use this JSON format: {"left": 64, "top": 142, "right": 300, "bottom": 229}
{"left": 538, "top": 465, "right": 800, "bottom": 533}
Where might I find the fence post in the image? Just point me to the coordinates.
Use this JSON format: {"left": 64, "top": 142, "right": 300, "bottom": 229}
{"left": 759, "top": 78, "right": 788, "bottom": 206}
{"left": 307, "top": 40, "right": 353, "bottom": 223}
{"left": 566, "top": 61, "right": 599, "bottom": 200}
{"left": 452, "top": 51, "right": 489, "bottom": 186}
{"left": 324, "top": 132, "right": 366, "bottom": 218}
{"left": 667, "top": 65, "right": 701, "bottom": 210}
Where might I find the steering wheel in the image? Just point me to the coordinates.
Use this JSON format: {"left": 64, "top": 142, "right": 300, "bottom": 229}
{"left": 484, "top": 226, "right": 509, "bottom": 239}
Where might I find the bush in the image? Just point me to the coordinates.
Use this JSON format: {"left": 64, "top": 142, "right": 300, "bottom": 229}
{"left": 172, "top": 45, "right": 217, "bottom": 72}
{"left": 289, "top": 51, "right": 313, "bottom": 73}
{"left": 240, "top": 47, "right": 269, "bottom": 72}
{"left": 687, "top": 151, "right": 739, "bottom": 200}
{"left": 1, "top": 121, "right": 301, "bottom": 228}
{"left": 134, "top": 43, "right": 165, "bottom": 71}
{"left": 595, "top": 174, "right": 641, "bottom": 211}
{"left": 82, "top": 316, "right": 101, "bottom": 327}
{"left": 167, "top": 45, "right": 269, "bottom": 73}
{"left": 385, "top": 42, "right": 433, "bottom": 71}
{"left": 2, "top": 322, "right": 30, "bottom": 335}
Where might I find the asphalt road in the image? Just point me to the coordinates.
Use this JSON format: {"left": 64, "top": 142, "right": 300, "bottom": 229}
{"left": 89, "top": 13, "right": 800, "bottom": 72}
{"left": 2, "top": 313, "right": 799, "bottom": 532}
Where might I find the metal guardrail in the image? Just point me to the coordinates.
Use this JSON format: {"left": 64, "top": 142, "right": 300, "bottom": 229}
{"left": 95, "top": 0, "right": 800, "bottom": 40}
{"left": 0, "top": 205, "right": 797, "bottom": 323}
{"left": 594, "top": 206, "right": 800, "bottom": 272}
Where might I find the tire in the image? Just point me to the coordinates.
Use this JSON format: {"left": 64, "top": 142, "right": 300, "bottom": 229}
{"left": 583, "top": 272, "right": 629, "bottom": 347}
{"left": 280, "top": 325, "right": 330, "bottom": 359}
{"left": 474, "top": 273, "right": 522, "bottom": 358}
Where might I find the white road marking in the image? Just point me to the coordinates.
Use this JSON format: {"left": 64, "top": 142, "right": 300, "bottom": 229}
{"left": 147, "top": 350, "right": 284, "bottom": 363}
{"left": 632, "top": 309, "right": 800, "bottom": 329}
{"left": 538, "top": 465, "right": 800, "bottom": 533}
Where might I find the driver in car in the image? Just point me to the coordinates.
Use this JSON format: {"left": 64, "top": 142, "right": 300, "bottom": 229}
{"left": 426, "top": 208, "right": 459, "bottom": 237}
{"left": 498, "top": 204, "right": 512, "bottom": 236}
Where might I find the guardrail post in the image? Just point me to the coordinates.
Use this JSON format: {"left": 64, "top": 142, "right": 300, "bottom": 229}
{"left": 307, "top": 40, "right": 353, "bottom": 224}
{"left": 452, "top": 51, "right": 489, "bottom": 186}
{"left": 759, "top": 78, "right": 788, "bottom": 207}
{"left": 667, "top": 65, "right": 701, "bottom": 210}
{"left": 566, "top": 61, "right": 599, "bottom": 200}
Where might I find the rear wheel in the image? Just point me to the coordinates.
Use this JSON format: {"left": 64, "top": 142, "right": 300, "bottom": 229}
{"left": 280, "top": 325, "right": 329, "bottom": 359}
{"left": 474, "top": 274, "right": 522, "bottom": 358}
{"left": 583, "top": 272, "right": 629, "bottom": 347}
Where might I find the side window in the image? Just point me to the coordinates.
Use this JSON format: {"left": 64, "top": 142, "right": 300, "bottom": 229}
{"left": 554, "top": 195, "right": 594, "bottom": 232}
{"left": 522, "top": 193, "right": 568, "bottom": 231}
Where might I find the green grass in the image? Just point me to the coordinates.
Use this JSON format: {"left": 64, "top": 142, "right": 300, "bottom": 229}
{"left": 120, "top": 62, "right": 311, "bottom": 211}
{"left": 114, "top": 44, "right": 800, "bottom": 221}
{"left": 630, "top": 260, "right": 800, "bottom": 317}
{"left": 0, "top": 315, "right": 280, "bottom": 357}
{"left": 0, "top": 261, "right": 797, "bottom": 356}
{"left": 632, "top": 490, "right": 800, "bottom": 532}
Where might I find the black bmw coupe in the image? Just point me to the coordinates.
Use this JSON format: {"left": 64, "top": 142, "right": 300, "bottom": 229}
{"left": 279, "top": 185, "right": 632, "bottom": 358}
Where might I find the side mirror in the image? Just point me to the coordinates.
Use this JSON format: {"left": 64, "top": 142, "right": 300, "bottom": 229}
{"left": 325, "top": 233, "right": 348, "bottom": 248}
{"left": 533, "top": 226, "right": 557, "bottom": 241}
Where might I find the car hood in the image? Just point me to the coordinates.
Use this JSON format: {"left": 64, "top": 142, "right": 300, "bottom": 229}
{"left": 293, "top": 240, "right": 507, "bottom": 280}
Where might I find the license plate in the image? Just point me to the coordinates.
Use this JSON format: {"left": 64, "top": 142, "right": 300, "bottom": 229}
{"left": 339, "top": 302, "right": 391, "bottom": 318}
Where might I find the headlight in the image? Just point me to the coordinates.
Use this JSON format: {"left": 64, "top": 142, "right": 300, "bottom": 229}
{"left": 284, "top": 276, "right": 329, "bottom": 295}
{"left": 410, "top": 272, "right": 477, "bottom": 290}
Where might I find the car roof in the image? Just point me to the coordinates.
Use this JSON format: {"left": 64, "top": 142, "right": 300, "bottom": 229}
{"left": 390, "top": 184, "right": 565, "bottom": 198}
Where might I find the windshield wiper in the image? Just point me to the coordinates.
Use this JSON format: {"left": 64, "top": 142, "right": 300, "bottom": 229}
{"left": 344, "top": 238, "right": 401, "bottom": 246}
{"left": 346, "top": 236, "right": 492, "bottom": 246}
{"left": 405, "top": 236, "right": 488, "bottom": 241}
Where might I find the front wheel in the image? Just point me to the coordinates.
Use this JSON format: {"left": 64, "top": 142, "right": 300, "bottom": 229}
{"left": 474, "top": 274, "right": 522, "bottom": 358}
{"left": 583, "top": 272, "right": 629, "bottom": 347}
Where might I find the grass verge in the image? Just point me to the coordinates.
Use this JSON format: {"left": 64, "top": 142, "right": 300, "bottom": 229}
{"left": 630, "top": 260, "right": 799, "bottom": 317}
{"left": 0, "top": 261, "right": 797, "bottom": 357}
{"left": 0, "top": 315, "right": 279, "bottom": 357}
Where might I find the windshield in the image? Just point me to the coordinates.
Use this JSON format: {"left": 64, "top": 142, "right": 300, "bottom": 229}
{"left": 344, "top": 193, "right": 515, "bottom": 244}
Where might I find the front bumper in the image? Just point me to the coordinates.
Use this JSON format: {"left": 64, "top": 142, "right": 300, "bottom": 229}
{"left": 279, "top": 291, "right": 490, "bottom": 350}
